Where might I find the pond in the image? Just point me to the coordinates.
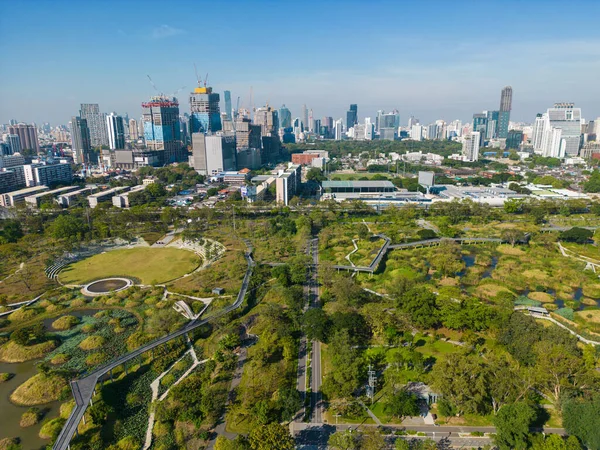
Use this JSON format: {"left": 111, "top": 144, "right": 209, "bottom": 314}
{"left": 1, "top": 308, "right": 131, "bottom": 448}
{"left": 0, "top": 359, "right": 60, "bottom": 449}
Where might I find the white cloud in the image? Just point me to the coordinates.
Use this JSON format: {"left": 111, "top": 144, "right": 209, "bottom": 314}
{"left": 151, "top": 25, "right": 184, "bottom": 39}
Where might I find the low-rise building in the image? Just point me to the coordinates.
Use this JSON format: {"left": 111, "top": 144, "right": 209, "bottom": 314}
{"left": 24, "top": 186, "right": 79, "bottom": 207}
{"left": 112, "top": 185, "right": 146, "bottom": 208}
{"left": 56, "top": 187, "right": 96, "bottom": 207}
{"left": 0, "top": 185, "right": 48, "bottom": 207}
{"left": 87, "top": 186, "right": 130, "bottom": 208}
{"left": 275, "top": 164, "right": 301, "bottom": 205}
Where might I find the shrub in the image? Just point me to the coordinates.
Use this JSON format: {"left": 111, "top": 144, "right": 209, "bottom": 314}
{"left": 50, "top": 354, "right": 70, "bottom": 365}
{"left": 20, "top": 408, "right": 41, "bottom": 427}
{"left": 0, "top": 372, "right": 14, "bottom": 383}
{"left": 79, "top": 335, "right": 106, "bottom": 351}
{"left": 555, "top": 308, "right": 575, "bottom": 321}
{"left": 85, "top": 352, "right": 108, "bottom": 366}
{"left": 51, "top": 315, "right": 79, "bottom": 331}
{"left": 39, "top": 417, "right": 66, "bottom": 440}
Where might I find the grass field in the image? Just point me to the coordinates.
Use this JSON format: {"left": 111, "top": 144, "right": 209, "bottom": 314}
{"left": 59, "top": 247, "right": 200, "bottom": 285}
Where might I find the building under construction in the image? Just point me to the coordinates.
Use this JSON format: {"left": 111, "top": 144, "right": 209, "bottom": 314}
{"left": 141, "top": 96, "right": 186, "bottom": 165}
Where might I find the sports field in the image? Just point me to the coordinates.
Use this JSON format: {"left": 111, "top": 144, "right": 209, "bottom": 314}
{"left": 59, "top": 247, "right": 200, "bottom": 285}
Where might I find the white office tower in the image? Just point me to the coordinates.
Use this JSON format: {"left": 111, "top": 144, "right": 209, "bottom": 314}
{"left": 533, "top": 103, "right": 583, "bottom": 158}
{"left": 353, "top": 123, "right": 366, "bottom": 140}
{"left": 365, "top": 118, "right": 374, "bottom": 140}
{"left": 532, "top": 114, "right": 546, "bottom": 153}
{"left": 411, "top": 125, "right": 424, "bottom": 141}
{"left": 106, "top": 112, "right": 125, "bottom": 150}
{"left": 334, "top": 119, "right": 343, "bottom": 140}
{"left": 462, "top": 132, "right": 480, "bottom": 161}
{"left": 408, "top": 116, "right": 420, "bottom": 129}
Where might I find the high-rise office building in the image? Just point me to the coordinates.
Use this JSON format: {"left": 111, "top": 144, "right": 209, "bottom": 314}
{"left": 497, "top": 86, "right": 512, "bottom": 139}
{"left": 462, "top": 132, "right": 480, "bottom": 161}
{"left": 8, "top": 124, "right": 39, "bottom": 152}
{"left": 224, "top": 90, "right": 232, "bottom": 121}
{"left": 129, "top": 119, "right": 139, "bottom": 140}
{"left": 411, "top": 125, "right": 424, "bottom": 141}
{"left": 4, "top": 134, "right": 21, "bottom": 154}
{"left": 255, "top": 105, "right": 281, "bottom": 163}
{"left": 426, "top": 124, "right": 438, "bottom": 140}
{"left": 534, "top": 103, "right": 582, "bottom": 157}
{"left": 346, "top": 104, "right": 358, "bottom": 129}
{"left": 80, "top": 104, "right": 108, "bottom": 147}
{"left": 302, "top": 104, "right": 308, "bottom": 130}
{"left": 334, "top": 119, "right": 343, "bottom": 141}
{"left": 190, "top": 133, "right": 236, "bottom": 176}
{"left": 142, "top": 96, "right": 184, "bottom": 164}
{"left": 486, "top": 110, "right": 499, "bottom": 139}
{"left": 505, "top": 130, "right": 523, "bottom": 150}
{"left": 407, "top": 116, "right": 419, "bottom": 129}
{"left": 190, "top": 86, "right": 221, "bottom": 133}
{"left": 322, "top": 116, "right": 333, "bottom": 138}
{"left": 279, "top": 105, "right": 292, "bottom": 128}
{"left": 106, "top": 113, "right": 125, "bottom": 150}
{"left": 70, "top": 116, "right": 92, "bottom": 164}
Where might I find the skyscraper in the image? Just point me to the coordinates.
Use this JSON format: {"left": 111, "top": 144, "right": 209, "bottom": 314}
{"left": 224, "top": 90, "right": 232, "bottom": 121}
{"left": 129, "top": 118, "right": 139, "bottom": 140}
{"left": 535, "top": 103, "right": 583, "bottom": 157}
{"left": 346, "top": 104, "right": 358, "bottom": 129}
{"left": 279, "top": 105, "right": 292, "bottom": 128}
{"left": 497, "top": 86, "right": 512, "bottom": 139}
{"left": 80, "top": 104, "right": 109, "bottom": 147}
{"left": 505, "top": 130, "right": 523, "bottom": 150}
{"left": 70, "top": 116, "right": 92, "bottom": 164}
{"left": 4, "top": 134, "right": 21, "bottom": 154}
{"left": 106, "top": 113, "right": 125, "bottom": 150}
{"left": 462, "top": 132, "right": 480, "bottom": 161}
{"left": 302, "top": 104, "right": 308, "bottom": 130}
{"left": 189, "top": 85, "right": 222, "bottom": 133}
{"left": 142, "top": 96, "right": 184, "bottom": 164}
{"left": 8, "top": 124, "right": 39, "bottom": 152}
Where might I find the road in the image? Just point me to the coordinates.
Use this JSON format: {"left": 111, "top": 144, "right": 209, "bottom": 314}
{"left": 308, "top": 237, "right": 323, "bottom": 424}
{"left": 292, "top": 422, "right": 566, "bottom": 449}
{"left": 52, "top": 243, "right": 255, "bottom": 450}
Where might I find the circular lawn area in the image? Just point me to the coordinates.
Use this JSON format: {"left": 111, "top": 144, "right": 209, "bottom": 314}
{"left": 59, "top": 247, "right": 200, "bottom": 285}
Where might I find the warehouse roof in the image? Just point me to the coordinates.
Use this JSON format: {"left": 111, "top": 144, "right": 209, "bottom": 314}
{"left": 321, "top": 180, "right": 395, "bottom": 188}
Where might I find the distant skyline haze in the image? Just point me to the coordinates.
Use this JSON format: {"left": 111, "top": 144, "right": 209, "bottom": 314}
{"left": 1, "top": 0, "right": 599, "bottom": 125}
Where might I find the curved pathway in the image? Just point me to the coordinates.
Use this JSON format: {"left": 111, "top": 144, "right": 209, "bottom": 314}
{"left": 52, "top": 242, "right": 255, "bottom": 450}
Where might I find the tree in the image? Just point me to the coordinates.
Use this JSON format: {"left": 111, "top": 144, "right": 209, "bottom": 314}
{"left": 437, "top": 398, "right": 456, "bottom": 418}
{"left": 583, "top": 170, "right": 600, "bottom": 193}
{"left": 275, "top": 387, "right": 302, "bottom": 421}
{"left": 559, "top": 227, "right": 593, "bottom": 244}
{"left": 357, "top": 223, "right": 370, "bottom": 240}
{"left": 562, "top": 395, "right": 600, "bottom": 449}
{"left": 11, "top": 327, "right": 30, "bottom": 346}
{"left": 0, "top": 219, "right": 23, "bottom": 243}
{"left": 248, "top": 423, "right": 295, "bottom": 450}
{"left": 502, "top": 229, "right": 525, "bottom": 247}
{"left": 492, "top": 402, "right": 536, "bottom": 450}
{"left": 51, "top": 214, "right": 87, "bottom": 241}
{"left": 359, "top": 428, "right": 386, "bottom": 450}
{"left": 416, "top": 228, "right": 437, "bottom": 240}
{"left": 328, "top": 430, "right": 359, "bottom": 450}
{"left": 306, "top": 167, "right": 326, "bottom": 182}
{"left": 272, "top": 265, "right": 291, "bottom": 287}
{"left": 430, "top": 353, "right": 490, "bottom": 415}
{"left": 399, "top": 287, "right": 440, "bottom": 329}
{"left": 302, "top": 308, "right": 330, "bottom": 342}
{"left": 385, "top": 390, "right": 420, "bottom": 420}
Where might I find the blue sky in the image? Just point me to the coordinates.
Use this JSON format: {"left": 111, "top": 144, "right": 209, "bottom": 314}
{"left": 1, "top": 0, "right": 599, "bottom": 126}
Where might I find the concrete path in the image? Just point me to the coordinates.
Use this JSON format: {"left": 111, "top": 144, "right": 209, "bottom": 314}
{"left": 344, "top": 239, "right": 359, "bottom": 267}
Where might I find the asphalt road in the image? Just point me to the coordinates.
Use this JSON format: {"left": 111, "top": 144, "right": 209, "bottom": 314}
{"left": 308, "top": 237, "right": 323, "bottom": 424}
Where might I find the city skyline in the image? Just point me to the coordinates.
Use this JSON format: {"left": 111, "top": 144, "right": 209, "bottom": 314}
{"left": 1, "top": 0, "right": 600, "bottom": 125}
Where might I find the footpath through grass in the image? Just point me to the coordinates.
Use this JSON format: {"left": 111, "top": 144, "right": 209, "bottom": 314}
{"left": 59, "top": 247, "right": 200, "bottom": 285}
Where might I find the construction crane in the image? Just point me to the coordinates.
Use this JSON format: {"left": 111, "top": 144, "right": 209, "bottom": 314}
{"left": 171, "top": 86, "right": 186, "bottom": 97}
{"left": 193, "top": 63, "right": 201, "bottom": 87}
{"left": 147, "top": 75, "right": 159, "bottom": 93}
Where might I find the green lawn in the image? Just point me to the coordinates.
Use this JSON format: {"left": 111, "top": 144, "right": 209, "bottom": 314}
{"left": 59, "top": 247, "right": 200, "bottom": 285}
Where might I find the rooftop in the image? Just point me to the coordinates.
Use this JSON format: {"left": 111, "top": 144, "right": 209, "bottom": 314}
{"left": 4, "top": 185, "right": 48, "bottom": 196}
{"left": 321, "top": 180, "right": 395, "bottom": 189}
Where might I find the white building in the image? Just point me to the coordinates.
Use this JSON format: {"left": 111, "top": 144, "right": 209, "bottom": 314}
{"left": 411, "top": 125, "right": 424, "bottom": 141}
{"left": 533, "top": 103, "right": 582, "bottom": 157}
{"left": 334, "top": 119, "right": 343, "bottom": 141}
{"left": 106, "top": 112, "right": 125, "bottom": 150}
{"left": 462, "top": 132, "right": 480, "bottom": 161}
